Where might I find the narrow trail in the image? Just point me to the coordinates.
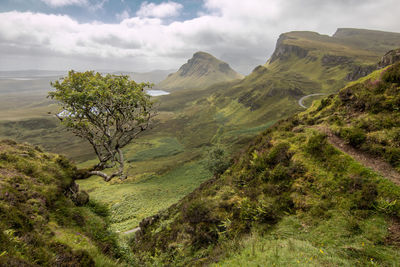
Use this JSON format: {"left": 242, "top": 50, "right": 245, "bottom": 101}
{"left": 298, "top": 93, "right": 327, "bottom": 108}
{"left": 315, "top": 125, "right": 400, "bottom": 186}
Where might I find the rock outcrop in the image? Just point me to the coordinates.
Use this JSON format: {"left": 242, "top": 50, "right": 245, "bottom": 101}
{"left": 156, "top": 51, "right": 243, "bottom": 91}
{"left": 270, "top": 34, "right": 309, "bottom": 63}
{"left": 378, "top": 48, "right": 400, "bottom": 68}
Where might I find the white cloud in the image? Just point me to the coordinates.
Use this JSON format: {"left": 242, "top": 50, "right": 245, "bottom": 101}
{"left": 137, "top": 1, "right": 183, "bottom": 18}
{"left": 116, "top": 10, "right": 130, "bottom": 21}
{"left": 40, "top": 0, "right": 88, "bottom": 7}
{"left": 1, "top": 0, "right": 400, "bottom": 73}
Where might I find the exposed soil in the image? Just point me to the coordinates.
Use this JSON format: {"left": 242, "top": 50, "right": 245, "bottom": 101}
{"left": 386, "top": 218, "right": 400, "bottom": 247}
{"left": 315, "top": 125, "right": 400, "bottom": 186}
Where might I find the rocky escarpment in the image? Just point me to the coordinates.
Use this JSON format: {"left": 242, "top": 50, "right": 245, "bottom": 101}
{"left": 346, "top": 48, "right": 400, "bottom": 81}
{"left": 321, "top": 55, "right": 353, "bottom": 67}
{"left": 269, "top": 34, "right": 309, "bottom": 63}
{"left": 346, "top": 65, "right": 376, "bottom": 81}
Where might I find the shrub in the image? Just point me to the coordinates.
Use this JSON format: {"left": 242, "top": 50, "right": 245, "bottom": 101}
{"left": 339, "top": 127, "right": 366, "bottom": 148}
{"left": 384, "top": 147, "right": 400, "bottom": 167}
{"left": 205, "top": 146, "right": 231, "bottom": 177}
{"left": 305, "top": 132, "right": 328, "bottom": 156}
{"left": 269, "top": 164, "right": 289, "bottom": 182}
{"left": 265, "top": 142, "right": 292, "bottom": 167}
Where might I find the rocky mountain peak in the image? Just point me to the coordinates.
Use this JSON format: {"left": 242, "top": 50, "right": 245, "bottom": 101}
{"left": 156, "top": 51, "right": 243, "bottom": 90}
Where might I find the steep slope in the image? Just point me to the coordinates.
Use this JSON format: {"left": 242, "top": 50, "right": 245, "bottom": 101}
{"left": 0, "top": 140, "right": 126, "bottom": 266}
{"left": 131, "top": 62, "right": 400, "bottom": 266}
{"left": 156, "top": 51, "right": 243, "bottom": 91}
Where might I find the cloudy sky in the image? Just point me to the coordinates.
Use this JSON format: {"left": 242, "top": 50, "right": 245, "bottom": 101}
{"left": 0, "top": 0, "right": 399, "bottom": 74}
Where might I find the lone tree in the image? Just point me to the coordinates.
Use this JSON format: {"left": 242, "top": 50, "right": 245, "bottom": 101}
{"left": 49, "top": 70, "right": 155, "bottom": 181}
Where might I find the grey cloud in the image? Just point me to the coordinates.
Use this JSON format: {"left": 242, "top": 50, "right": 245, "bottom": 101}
{"left": 0, "top": 0, "right": 400, "bottom": 73}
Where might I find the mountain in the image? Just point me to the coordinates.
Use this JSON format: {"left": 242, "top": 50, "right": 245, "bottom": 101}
{"left": 131, "top": 58, "right": 400, "bottom": 266}
{"left": 188, "top": 28, "right": 400, "bottom": 131}
{"left": 0, "top": 140, "right": 126, "bottom": 266}
{"left": 156, "top": 51, "right": 244, "bottom": 91}
{"left": 1, "top": 29, "right": 400, "bottom": 266}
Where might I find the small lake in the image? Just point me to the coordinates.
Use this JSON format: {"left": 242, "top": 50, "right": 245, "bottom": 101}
{"left": 146, "top": 90, "right": 170, "bottom": 96}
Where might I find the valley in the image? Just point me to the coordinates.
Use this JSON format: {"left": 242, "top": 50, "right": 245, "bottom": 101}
{"left": 1, "top": 27, "right": 400, "bottom": 266}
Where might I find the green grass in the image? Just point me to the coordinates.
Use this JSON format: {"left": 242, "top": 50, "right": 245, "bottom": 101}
{"left": 215, "top": 214, "right": 399, "bottom": 267}
{"left": 78, "top": 160, "right": 211, "bottom": 232}
{"left": 126, "top": 137, "right": 184, "bottom": 162}
{"left": 131, "top": 64, "right": 400, "bottom": 265}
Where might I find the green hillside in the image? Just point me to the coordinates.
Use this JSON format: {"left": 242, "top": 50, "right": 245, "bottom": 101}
{"left": 74, "top": 29, "right": 400, "bottom": 234}
{"left": 1, "top": 29, "right": 400, "bottom": 264}
{"left": 156, "top": 51, "right": 244, "bottom": 91}
{"left": 0, "top": 140, "right": 127, "bottom": 266}
{"left": 131, "top": 61, "right": 400, "bottom": 266}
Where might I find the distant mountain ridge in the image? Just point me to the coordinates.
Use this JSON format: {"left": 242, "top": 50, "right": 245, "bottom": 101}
{"left": 156, "top": 51, "right": 244, "bottom": 91}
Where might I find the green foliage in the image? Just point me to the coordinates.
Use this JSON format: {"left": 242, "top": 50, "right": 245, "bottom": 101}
{"left": 205, "top": 146, "right": 232, "bottom": 177}
{"left": 0, "top": 140, "right": 125, "bottom": 266}
{"left": 48, "top": 70, "right": 155, "bottom": 180}
{"left": 305, "top": 132, "right": 328, "bottom": 155}
{"left": 339, "top": 127, "right": 367, "bottom": 148}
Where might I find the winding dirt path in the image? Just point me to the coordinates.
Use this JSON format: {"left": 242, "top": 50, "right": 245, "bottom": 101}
{"left": 315, "top": 125, "right": 400, "bottom": 186}
{"left": 298, "top": 93, "right": 327, "bottom": 108}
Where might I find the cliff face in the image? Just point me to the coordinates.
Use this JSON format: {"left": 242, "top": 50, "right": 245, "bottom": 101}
{"left": 269, "top": 34, "right": 309, "bottom": 63}
{"left": 347, "top": 48, "right": 400, "bottom": 81}
{"left": 156, "top": 51, "right": 243, "bottom": 91}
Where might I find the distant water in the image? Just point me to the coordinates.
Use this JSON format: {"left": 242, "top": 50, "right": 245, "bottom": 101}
{"left": 146, "top": 90, "right": 170, "bottom": 96}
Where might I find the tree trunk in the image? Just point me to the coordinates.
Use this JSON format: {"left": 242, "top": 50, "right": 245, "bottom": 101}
{"left": 86, "top": 148, "right": 126, "bottom": 182}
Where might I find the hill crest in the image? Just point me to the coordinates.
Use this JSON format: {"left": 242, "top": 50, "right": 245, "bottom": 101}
{"left": 156, "top": 51, "right": 243, "bottom": 91}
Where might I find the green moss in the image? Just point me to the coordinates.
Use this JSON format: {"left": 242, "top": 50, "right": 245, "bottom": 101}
{"left": 0, "top": 140, "right": 126, "bottom": 266}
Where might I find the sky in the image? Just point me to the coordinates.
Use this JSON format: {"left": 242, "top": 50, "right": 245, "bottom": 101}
{"left": 0, "top": 0, "right": 400, "bottom": 74}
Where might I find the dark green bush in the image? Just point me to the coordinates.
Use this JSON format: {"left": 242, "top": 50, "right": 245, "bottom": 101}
{"left": 384, "top": 147, "right": 400, "bottom": 167}
{"left": 182, "top": 199, "right": 214, "bottom": 224}
{"left": 265, "top": 142, "right": 292, "bottom": 167}
{"left": 205, "top": 146, "right": 231, "bottom": 177}
{"left": 305, "top": 132, "right": 328, "bottom": 155}
{"left": 270, "top": 164, "right": 289, "bottom": 182}
{"left": 339, "top": 127, "right": 366, "bottom": 148}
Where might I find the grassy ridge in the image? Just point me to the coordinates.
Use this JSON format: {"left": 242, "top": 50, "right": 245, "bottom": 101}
{"left": 131, "top": 62, "right": 400, "bottom": 266}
